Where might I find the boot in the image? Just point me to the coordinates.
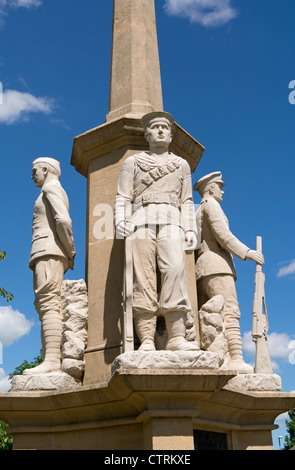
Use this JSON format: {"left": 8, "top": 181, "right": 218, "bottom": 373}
{"left": 23, "top": 312, "right": 62, "bottom": 375}
{"left": 134, "top": 312, "right": 157, "bottom": 351}
{"left": 164, "top": 311, "right": 199, "bottom": 351}
{"left": 226, "top": 325, "right": 253, "bottom": 374}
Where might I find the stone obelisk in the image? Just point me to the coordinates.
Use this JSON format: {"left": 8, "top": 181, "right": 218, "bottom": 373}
{"left": 71, "top": 0, "right": 205, "bottom": 385}
{"left": 106, "top": 0, "right": 163, "bottom": 122}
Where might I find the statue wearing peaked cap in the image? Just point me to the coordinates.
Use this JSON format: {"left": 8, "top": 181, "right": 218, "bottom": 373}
{"left": 23, "top": 157, "right": 76, "bottom": 376}
{"left": 115, "top": 111, "right": 199, "bottom": 353}
{"left": 195, "top": 172, "right": 264, "bottom": 373}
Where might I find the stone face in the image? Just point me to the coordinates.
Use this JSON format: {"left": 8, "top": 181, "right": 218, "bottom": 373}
{"left": 111, "top": 350, "right": 221, "bottom": 374}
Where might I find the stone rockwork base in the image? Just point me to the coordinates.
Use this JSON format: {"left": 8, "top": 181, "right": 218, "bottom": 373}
{"left": 226, "top": 373, "right": 282, "bottom": 392}
{"left": 111, "top": 350, "right": 220, "bottom": 374}
{"left": 11, "top": 372, "right": 80, "bottom": 392}
{"left": 112, "top": 352, "right": 282, "bottom": 392}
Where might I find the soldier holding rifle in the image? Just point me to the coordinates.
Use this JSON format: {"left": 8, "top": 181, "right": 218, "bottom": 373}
{"left": 195, "top": 172, "right": 264, "bottom": 373}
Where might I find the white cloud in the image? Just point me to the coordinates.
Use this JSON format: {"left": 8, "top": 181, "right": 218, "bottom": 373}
{"left": 269, "top": 332, "right": 294, "bottom": 359}
{"left": 50, "top": 117, "right": 71, "bottom": 130}
{"left": 9, "top": 0, "right": 42, "bottom": 7}
{"left": 275, "top": 411, "right": 289, "bottom": 425}
{"left": 243, "top": 330, "right": 294, "bottom": 365}
{"left": 0, "top": 306, "right": 33, "bottom": 346}
{"left": 0, "top": 0, "right": 7, "bottom": 28}
{"left": 242, "top": 331, "right": 256, "bottom": 356}
{"left": 0, "top": 89, "right": 55, "bottom": 124}
{"left": 0, "top": 368, "right": 10, "bottom": 392}
{"left": 163, "top": 0, "right": 238, "bottom": 28}
{"left": 0, "top": 0, "right": 42, "bottom": 29}
{"left": 277, "top": 259, "right": 295, "bottom": 278}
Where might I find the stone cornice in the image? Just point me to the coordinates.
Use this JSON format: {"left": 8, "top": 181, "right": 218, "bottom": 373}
{"left": 71, "top": 117, "right": 205, "bottom": 177}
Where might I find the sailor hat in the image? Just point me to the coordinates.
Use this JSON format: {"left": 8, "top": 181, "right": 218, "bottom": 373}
{"left": 33, "top": 157, "right": 61, "bottom": 178}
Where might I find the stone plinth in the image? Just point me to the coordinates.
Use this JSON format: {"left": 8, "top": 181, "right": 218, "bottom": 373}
{"left": 1, "top": 369, "right": 295, "bottom": 450}
{"left": 111, "top": 350, "right": 221, "bottom": 373}
{"left": 226, "top": 373, "right": 282, "bottom": 392}
{"left": 11, "top": 372, "right": 79, "bottom": 392}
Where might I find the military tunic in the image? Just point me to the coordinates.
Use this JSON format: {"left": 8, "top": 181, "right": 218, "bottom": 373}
{"left": 30, "top": 179, "right": 75, "bottom": 320}
{"left": 196, "top": 196, "right": 250, "bottom": 322}
{"left": 116, "top": 151, "right": 197, "bottom": 316}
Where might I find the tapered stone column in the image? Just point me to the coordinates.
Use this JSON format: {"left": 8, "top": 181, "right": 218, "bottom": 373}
{"left": 107, "top": 0, "right": 163, "bottom": 122}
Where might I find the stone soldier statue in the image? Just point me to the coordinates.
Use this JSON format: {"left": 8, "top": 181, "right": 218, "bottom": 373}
{"left": 194, "top": 172, "right": 264, "bottom": 373}
{"left": 23, "top": 157, "right": 76, "bottom": 375}
{"left": 115, "top": 111, "right": 199, "bottom": 352}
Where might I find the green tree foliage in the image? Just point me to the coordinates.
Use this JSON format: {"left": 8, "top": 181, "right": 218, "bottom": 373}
{"left": 284, "top": 409, "right": 295, "bottom": 450}
{"left": 8, "top": 351, "right": 42, "bottom": 380}
{"left": 0, "top": 352, "right": 43, "bottom": 451}
{"left": 0, "top": 250, "right": 14, "bottom": 449}
{"left": 0, "top": 421, "right": 13, "bottom": 451}
{"left": 0, "top": 251, "right": 14, "bottom": 302}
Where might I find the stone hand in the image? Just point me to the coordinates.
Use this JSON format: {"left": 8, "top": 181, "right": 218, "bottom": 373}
{"left": 185, "top": 231, "right": 198, "bottom": 251}
{"left": 245, "top": 250, "right": 265, "bottom": 265}
{"left": 116, "top": 220, "right": 135, "bottom": 238}
{"left": 68, "top": 256, "right": 75, "bottom": 270}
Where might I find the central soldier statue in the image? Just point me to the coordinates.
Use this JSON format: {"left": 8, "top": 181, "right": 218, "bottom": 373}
{"left": 115, "top": 111, "right": 199, "bottom": 353}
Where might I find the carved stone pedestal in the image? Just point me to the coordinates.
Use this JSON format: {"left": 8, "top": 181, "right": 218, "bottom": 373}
{"left": 227, "top": 373, "right": 282, "bottom": 392}
{"left": 111, "top": 350, "right": 221, "bottom": 373}
{"left": 11, "top": 372, "right": 79, "bottom": 392}
{"left": 1, "top": 368, "right": 295, "bottom": 450}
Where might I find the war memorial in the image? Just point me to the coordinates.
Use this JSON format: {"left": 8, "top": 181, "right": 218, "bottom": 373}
{"left": 0, "top": 0, "right": 295, "bottom": 451}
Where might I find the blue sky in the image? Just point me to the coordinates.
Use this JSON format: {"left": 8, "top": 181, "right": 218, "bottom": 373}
{"left": 0, "top": 0, "right": 294, "bottom": 449}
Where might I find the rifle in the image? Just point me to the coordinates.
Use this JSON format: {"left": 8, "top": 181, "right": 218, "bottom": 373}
{"left": 122, "top": 211, "right": 134, "bottom": 353}
{"left": 252, "top": 236, "right": 273, "bottom": 374}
